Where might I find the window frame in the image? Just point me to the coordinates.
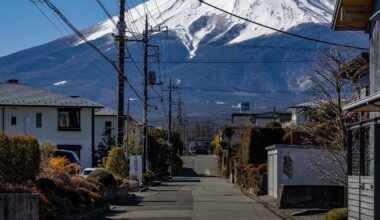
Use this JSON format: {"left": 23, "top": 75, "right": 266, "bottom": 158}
{"left": 36, "top": 113, "right": 42, "bottom": 128}
{"left": 57, "top": 108, "right": 81, "bottom": 131}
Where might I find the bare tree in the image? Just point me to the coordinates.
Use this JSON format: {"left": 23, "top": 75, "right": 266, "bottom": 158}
{"left": 297, "top": 47, "right": 367, "bottom": 186}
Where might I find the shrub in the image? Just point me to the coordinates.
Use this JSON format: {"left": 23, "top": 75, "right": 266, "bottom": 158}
{"left": 49, "top": 157, "right": 71, "bottom": 174}
{"left": 241, "top": 127, "right": 285, "bottom": 166}
{"left": 0, "top": 133, "right": 41, "bottom": 184}
{"left": 105, "top": 147, "right": 128, "bottom": 178}
{"left": 39, "top": 143, "right": 56, "bottom": 177}
{"left": 114, "top": 175, "right": 123, "bottom": 186}
{"left": 88, "top": 168, "right": 116, "bottom": 187}
{"left": 325, "top": 208, "right": 347, "bottom": 220}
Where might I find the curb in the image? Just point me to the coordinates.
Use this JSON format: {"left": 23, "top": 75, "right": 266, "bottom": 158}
{"left": 240, "top": 187, "right": 296, "bottom": 220}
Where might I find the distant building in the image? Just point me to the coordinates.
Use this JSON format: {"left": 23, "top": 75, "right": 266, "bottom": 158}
{"left": 231, "top": 112, "right": 291, "bottom": 127}
{"left": 0, "top": 80, "right": 102, "bottom": 168}
{"left": 282, "top": 101, "right": 318, "bottom": 126}
{"left": 94, "top": 106, "right": 142, "bottom": 155}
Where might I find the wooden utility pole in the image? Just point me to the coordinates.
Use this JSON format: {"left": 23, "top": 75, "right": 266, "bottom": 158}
{"left": 116, "top": 0, "right": 126, "bottom": 147}
{"left": 168, "top": 78, "right": 173, "bottom": 141}
{"left": 143, "top": 15, "right": 149, "bottom": 173}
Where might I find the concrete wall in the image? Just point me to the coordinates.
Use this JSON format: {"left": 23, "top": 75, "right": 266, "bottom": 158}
{"left": 0, "top": 106, "right": 94, "bottom": 168}
{"left": 267, "top": 146, "right": 344, "bottom": 198}
{"left": 278, "top": 185, "right": 345, "bottom": 209}
{"left": 0, "top": 193, "right": 39, "bottom": 220}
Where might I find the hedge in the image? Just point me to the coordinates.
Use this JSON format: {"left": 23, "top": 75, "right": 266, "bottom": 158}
{"left": 241, "top": 127, "right": 285, "bottom": 166}
{"left": 105, "top": 147, "right": 128, "bottom": 178}
{"left": 88, "top": 168, "right": 117, "bottom": 187}
{"left": 0, "top": 133, "right": 40, "bottom": 184}
{"left": 325, "top": 208, "right": 347, "bottom": 220}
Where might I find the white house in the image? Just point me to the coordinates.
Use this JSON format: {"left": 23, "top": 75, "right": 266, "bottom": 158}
{"left": 0, "top": 80, "right": 102, "bottom": 168}
{"left": 283, "top": 101, "right": 318, "bottom": 126}
{"left": 231, "top": 112, "right": 291, "bottom": 127}
{"left": 266, "top": 144, "right": 344, "bottom": 198}
{"left": 94, "top": 107, "right": 142, "bottom": 155}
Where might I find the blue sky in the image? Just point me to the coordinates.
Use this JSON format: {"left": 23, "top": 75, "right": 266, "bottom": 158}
{"left": 0, "top": 0, "right": 141, "bottom": 57}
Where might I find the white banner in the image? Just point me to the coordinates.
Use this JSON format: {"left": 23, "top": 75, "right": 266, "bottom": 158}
{"left": 130, "top": 155, "right": 143, "bottom": 186}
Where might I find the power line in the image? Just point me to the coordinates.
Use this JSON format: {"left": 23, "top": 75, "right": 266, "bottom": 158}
{"left": 42, "top": 0, "right": 152, "bottom": 107}
{"left": 126, "top": 59, "right": 327, "bottom": 64}
{"left": 198, "top": 0, "right": 369, "bottom": 51}
{"left": 96, "top": 0, "right": 117, "bottom": 27}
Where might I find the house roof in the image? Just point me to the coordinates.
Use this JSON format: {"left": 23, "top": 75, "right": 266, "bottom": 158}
{"left": 286, "top": 101, "right": 319, "bottom": 111}
{"left": 343, "top": 91, "right": 380, "bottom": 112}
{"left": 0, "top": 82, "right": 103, "bottom": 108}
{"left": 95, "top": 107, "right": 118, "bottom": 116}
{"left": 332, "top": 0, "right": 373, "bottom": 31}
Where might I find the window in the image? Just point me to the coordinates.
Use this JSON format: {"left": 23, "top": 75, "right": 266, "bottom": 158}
{"left": 36, "top": 113, "right": 42, "bottom": 128}
{"left": 11, "top": 116, "right": 16, "bottom": 125}
{"left": 105, "top": 121, "right": 112, "bottom": 129}
{"left": 58, "top": 108, "right": 81, "bottom": 130}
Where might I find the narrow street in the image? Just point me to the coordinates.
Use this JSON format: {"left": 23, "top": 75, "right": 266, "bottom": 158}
{"left": 104, "top": 155, "right": 285, "bottom": 220}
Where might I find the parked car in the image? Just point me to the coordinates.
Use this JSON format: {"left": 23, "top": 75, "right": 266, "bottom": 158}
{"left": 51, "top": 149, "right": 81, "bottom": 165}
{"left": 81, "top": 168, "right": 102, "bottom": 178}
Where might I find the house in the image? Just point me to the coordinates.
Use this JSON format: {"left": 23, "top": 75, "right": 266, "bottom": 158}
{"left": 231, "top": 111, "right": 291, "bottom": 127}
{"left": 94, "top": 107, "right": 142, "bottom": 155}
{"left": 333, "top": 1, "right": 380, "bottom": 219}
{"left": 283, "top": 101, "right": 318, "bottom": 126}
{"left": 0, "top": 80, "right": 102, "bottom": 168}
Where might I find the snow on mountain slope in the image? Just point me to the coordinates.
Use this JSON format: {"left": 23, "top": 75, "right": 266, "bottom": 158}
{"left": 0, "top": 0, "right": 368, "bottom": 123}
{"left": 82, "top": 0, "right": 337, "bottom": 57}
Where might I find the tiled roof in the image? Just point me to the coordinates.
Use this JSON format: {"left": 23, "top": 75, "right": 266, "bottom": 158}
{"left": 0, "top": 83, "right": 103, "bottom": 108}
{"left": 95, "top": 107, "right": 117, "bottom": 116}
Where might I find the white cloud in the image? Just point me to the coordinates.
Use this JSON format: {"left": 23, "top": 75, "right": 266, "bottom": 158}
{"left": 53, "top": 81, "right": 68, "bottom": 86}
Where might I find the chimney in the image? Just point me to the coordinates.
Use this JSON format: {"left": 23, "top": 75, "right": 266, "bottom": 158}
{"left": 6, "top": 79, "right": 19, "bottom": 84}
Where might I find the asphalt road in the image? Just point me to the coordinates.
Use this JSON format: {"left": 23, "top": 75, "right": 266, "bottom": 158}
{"left": 104, "top": 155, "right": 285, "bottom": 220}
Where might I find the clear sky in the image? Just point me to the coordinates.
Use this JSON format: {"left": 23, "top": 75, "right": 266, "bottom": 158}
{"left": 0, "top": 0, "right": 141, "bottom": 57}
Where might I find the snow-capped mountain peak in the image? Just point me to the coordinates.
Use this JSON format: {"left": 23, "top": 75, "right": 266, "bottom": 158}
{"left": 82, "top": 0, "right": 336, "bottom": 57}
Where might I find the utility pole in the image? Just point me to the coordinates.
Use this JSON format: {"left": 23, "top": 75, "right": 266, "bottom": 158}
{"left": 116, "top": 0, "right": 126, "bottom": 147}
{"left": 168, "top": 78, "right": 173, "bottom": 142}
{"left": 142, "top": 15, "right": 149, "bottom": 173}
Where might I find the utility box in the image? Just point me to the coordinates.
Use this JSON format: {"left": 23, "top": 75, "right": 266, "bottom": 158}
{"left": 266, "top": 144, "right": 343, "bottom": 198}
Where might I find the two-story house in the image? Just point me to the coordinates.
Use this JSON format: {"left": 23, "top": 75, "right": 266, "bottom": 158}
{"left": 0, "top": 80, "right": 102, "bottom": 168}
{"left": 333, "top": 0, "right": 380, "bottom": 219}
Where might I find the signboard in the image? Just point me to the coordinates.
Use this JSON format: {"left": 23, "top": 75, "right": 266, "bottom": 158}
{"left": 240, "top": 102, "right": 250, "bottom": 112}
{"left": 130, "top": 155, "right": 143, "bottom": 186}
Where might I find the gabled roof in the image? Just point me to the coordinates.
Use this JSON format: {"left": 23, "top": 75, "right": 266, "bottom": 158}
{"left": 0, "top": 82, "right": 102, "bottom": 108}
{"left": 95, "top": 107, "right": 118, "bottom": 116}
{"left": 332, "top": 0, "right": 373, "bottom": 31}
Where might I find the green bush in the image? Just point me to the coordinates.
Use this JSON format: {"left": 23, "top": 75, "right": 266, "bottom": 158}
{"left": 241, "top": 127, "right": 285, "bottom": 166}
{"left": 88, "top": 168, "right": 117, "bottom": 187}
{"left": 325, "top": 208, "right": 347, "bottom": 220}
{"left": 105, "top": 147, "right": 128, "bottom": 178}
{"left": 0, "top": 133, "right": 40, "bottom": 184}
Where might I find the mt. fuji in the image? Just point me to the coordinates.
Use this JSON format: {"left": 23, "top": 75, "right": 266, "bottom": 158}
{"left": 0, "top": 0, "right": 368, "bottom": 123}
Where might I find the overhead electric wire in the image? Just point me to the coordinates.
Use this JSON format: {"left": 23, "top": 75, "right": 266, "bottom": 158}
{"left": 198, "top": 0, "right": 369, "bottom": 51}
{"left": 96, "top": 0, "right": 117, "bottom": 27}
{"left": 126, "top": 59, "right": 327, "bottom": 64}
{"left": 42, "top": 0, "right": 153, "bottom": 107}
